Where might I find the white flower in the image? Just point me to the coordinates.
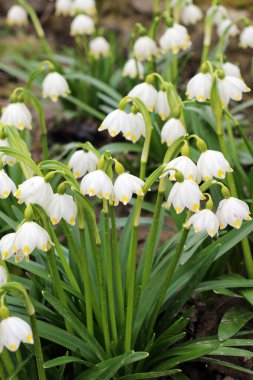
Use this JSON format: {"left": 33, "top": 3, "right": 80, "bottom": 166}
{"left": 159, "top": 23, "right": 191, "bottom": 54}
{"left": 240, "top": 26, "right": 253, "bottom": 48}
{"left": 14, "top": 176, "right": 53, "bottom": 208}
{"left": 186, "top": 72, "right": 212, "bottom": 102}
{"left": 133, "top": 36, "right": 158, "bottom": 61}
{"left": 114, "top": 173, "right": 144, "bottom": 205}
{"left": 161, "top": 118, "right": 186, "bottom": 146}
{"left": 206, "top": 5, "right": 228, "bottom": 25}
{"left": 80, "top": 170, "right": 114, "bottom": 200}
{"left": 1, "top": 103, "right": 32, "bottom": 131}
{"left": 42, "top": 72, "right": 70, "bottom": 102}
{"left": 122, "top": 59, "right": 144, "bottom": 79}
{"left": 0, "top": 233, "right": 16, "bottom": 261}
{"left": 72, "top": 0, "right": 96, "bottom": 16}
{"left": 128, "top": 82, "right": 158, "bottom": 112}
{"left": 14, "top": 222, "right": 53, "bottom": 257}
{"left": 70, "top": 14, "right": 95, "bottom": 36}
{"left": 197, "top": 150, "right": 233, "bottom": 181}
{"left": 55, "top": 0, "right": 72, "bottom": 16}
{"left": 68, "top": 150, "right": 98, "bottom": 178}
{"left": 0, "top": 317, "right": 33, "bottom": 352}
{"left": 0, "top": 170, "right": 16, "bottom": 199}
{"left": 218, "top": 19, "right": 239, "bottom": 38}
{"left": 7, "top": 5, "right": 28, "bottom": 26}
{"left": 99, "top": 109, "right": 130, "bottom": 137}
{"left": 216, "top": 197, "right": 251, "bottom": 229}
{"left": 185, "top": 209, "right": 219, "bottom": 237}
{"left": 180, "top": 4, "right": 203, "bottom": 25}
{"left": 166, "top": 180, "right": 205, "bottom": 214}
{"left": 0, "top": 139, "right": 16, "bottom": 166}
{"left": 124, "top": 112, "right": 145, "bottom": 143}
{"left": 222, "top": 62, "right": 241, "bottom": 79}
{"left": 155, "top": 90, "right": 170, "bottom": 120}
{"left": 89, "top": 37, "right": 110, "bottom": 58}
{"left": 46, "top": 193, "right": 77, "bottom": 225}
{"left": 161, "top": 156, "right": 199, "bottom": 182}
{"left": 0, "top": 265, "right": 7, "bottom": 285}
{"left": 217, "top": 75, "right": 250, "bottom": 108}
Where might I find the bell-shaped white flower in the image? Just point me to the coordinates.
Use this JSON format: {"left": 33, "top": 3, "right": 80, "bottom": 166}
{"left": 124, "top": 112, "right": 146, "bottom": 143}
{"left": 1, "top": 102, "right": 32, "bottom": 131}
{"left": 161, "top": 156, "right": 199, "bottom": 182}
{"left": 72, "top": 0, "right": 96, "bottom": 16}
{"left": 70, "top": 14, "right": 95, "bottom": 36}
{"left": 180, "top": 4, "right": 203, "bottom": 25}
{"left": 46, "top": 193, "right": 77, "bottom": 225}
{"left": 216, "top": 197, "right": 251, "bottom": 229}
{"left": 14, "top": 176, "right": 53, "bottom": 208}
{"left": 0, "top": 266, "right": 7, "bottom": 285}
{"left": 218, "top": 19, "right": 239, "bottom": 38}
{"left": 0, "top": 233, "right": 16, "bottom": 261}
{"left": 68, "top": 150, "right": 98, "bottom": 178}
{"left": 133, "top": 36, "right": 158, "bottom": 61}
{"left": 0, "top": 170, "right": 16, "bottom": 199}
{"left": 222, "top": 62, "right": 241, "bottom": 79}
{"left": 240, "top": 26, "right": 253, "bottom": 48}
{"left": 197, "top": 150, "right": 233, "bottom": 181}
{"left": 99, "top": 109, "right": 130, "bottom": 137}
{"left": 42, "top": 72, "right": 70, "bottom": 102}
{"left": 217, "top": 75, "right": 250, "bottom": 108}
{"left": 55, "top": 0, "right": 72, "bottom": 16}
{"left": 185, "top": 209, "right": 219, "bottom": 237}
{"left": 114, "top": 173, "right": 144, "bottom": 205}
{"left": 206, "top": 5, "right": 228, "bottom": 25}
{"left": 0, "top": 317, "right": 33, "bottom": 352}
{"left": 161, "top": 118, "right": 186, "bottom": 146}
{"left": 89, "top": 37, "right": 110, "bottom": 58}
{"left": 186, "top": 72, "right": 212, "bottom": 102}
{"left": 166, "top": 180, "right": 205, "bottom": 214}
{"left": 122, "top": 59, "right": 144, "bottom": 79}
{"left": 159, "top": 23, "right": 191, "bottom": 54}
{"left": 14, "top": 221, "right": 53, "bottom": 257}
{"left": 7, "top": 5, "right": 28, "bottom": 26}
{"left": 80, "top": 170, "right": 114, "bottom": 200}
{"left": 0, "top": 139, "right": 16, "bottom": 166}
{"left": 155, "top": 90, "right": 170, "bottom": 120}
{"left": 128, "top": 82, "right": 158, "bottom": 112}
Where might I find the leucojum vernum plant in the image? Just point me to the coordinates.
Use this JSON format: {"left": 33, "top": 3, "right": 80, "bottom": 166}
{"left": 1, "top": 0, "right": 253, "bottom": 379}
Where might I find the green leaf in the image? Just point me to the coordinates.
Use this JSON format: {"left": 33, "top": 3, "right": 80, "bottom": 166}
{"left": 118, "top": 369, "right": 181, "bottom": 379}
{"left": 43, "top": 356, "right": 91, "bottom": 369}
{"left": 201, "top": 357, "right": 253, "bottom": 376}
{"left": 210, "top": 346, "right": 253, "bottom": 357}
{"left": 218, "top": 306, "right": 253, "bottom": 341}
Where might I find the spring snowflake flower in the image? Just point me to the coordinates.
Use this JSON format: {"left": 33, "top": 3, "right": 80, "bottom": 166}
{"left": 122, "top": 59, "right": 144, "bottom": 79}
{"left": 159, "top": 23, "right": 191, "bottom": 54}
{"left": 0, "top": 317, "right": 34, "bottom": 352}
{"left": 99, "top": 109, "right": 130, "bottom": 137}
{"left": 128, "top": 83, "right": 158, "bottom": 112}
{"left": 206, "top": 5, "right": 228, "bottom": 25}
{"left": 222, "top": 62, "right": 241, "bottom": 79}
{"left": 161, "top": 118, "right": 186, "bottom": 146}
{"left": 72, "top": 0, "right": 96, "bottom": 16}
{"left": 216, "top": 197, "right": 251, "bottom": 229}
{"left": 217, "top": 75, "right": 250, "bottom": 108}
{"left": 186, "top": 72, "right": 212, "bottom": 102}
{"left": 0, "top": 265, "right": 7, "bottom": 285}
{"left": 80, "top": 170, "right": 114, "bottom": 200}
{"left": 0, "top": 233, "right": 16, "bottom": 261}
{"left": 184, "top": 209, "right": 219, "bottom": 237}
{"left": 217, "top": 19, "right": 239, "bottom": 38}
{"left": 70, "top": 14, "right": 95, "bottom": 36}
{"left": 180, "top": 4, "right": 203, "bottom": 25}
{"left": 239, "top": 26, "right": 253, "bottom": 48}
{"left": 0, "top": 139, "right": 16, "bottom": 166}
{"left": 55, "top": 0, "right": 72, "bottom": 16}
{"left": 124, "top": 112, "right": 145, "bottom": 143}
{"left": 133, "top": 36, "right": 158, "bottom": 61}
{"left": 161, "top": 156, "right": 199, "bottom": 182}
{"left": 0, "top": 170, "right": 16, "bottom": 199}
{"left": 197, "top": 150, "right": 233, "bottom": 181}
{"left": 1, "top": 102, "right": 32, "bottom": 131}
{"left": 42, "top": 72, "right": 70, "bottom": 102}
{"left": 155, "top": 90, "right": 170, "bottom": 120}
{"left": 166, "top": 180, "right": 205, "bottom": 214}
{"left": 89, "top": 37, "right": 110, "bottom": 58}
{"left": 68, "top": 150, "right": 98, "bottom": 178}
{"left": 114, "top": 173, "right": 144, "bottom": 205}
{"left": 14, "top": 176, "right": 53, "bottom": 207}
{"left": 7, "top": 5, "right": 28, "bottom": 26}
{"left": 46, "top": 194, "right": 77, "bottom": 225}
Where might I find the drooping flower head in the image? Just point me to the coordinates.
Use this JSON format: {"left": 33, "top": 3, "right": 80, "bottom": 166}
{"left": 133, "top": 36, "right": 158, "bottom": 61}
{"left": 0, "top": 170, "right": 16, "bottom": 199}
{"left": 186, "top": 72, "right": 212, "bottom": 103}
{"left": 1, "top": 103, "right": 32, "bottom": 131}
{"left": 124, "top": 112, "right": 146, "bottom": 143}
{"left": 239, "top": 26, "right": 253, "bottom": 48}
{"left": 68, "top": 150, "right": 98, "bottom": 178}
{"left": 99, "top": 109, "right": 130, "bottom": 137}
{"left": 217, "top": 74, "right": 250, "bottom": 108}
{"left": 216, "top": 197, "right": 251, "bottom": 229}
{"left": 14, "top": 176, "right": 53, "bottom": 208}
{"left": 7, "top": 5, "right": 28, "bottom": 26}
{"left": 155, "top": 90, "right": 170, "bottom": 120}
{"left": 42, "top": 72, "right": 70, "bottom": 102}
{"left": 122, "top": 59, "right": 144, "bottom": 80}
{"left": 185, "top": 209, "right": 219, "bottom": 237}
{"left": 222, "top": 62, "right": 241, "bottom": 79}
{"left": 180, "top": 4, "right": 203, "bottom": 26}
{"left": 161, "top": 156, "right": 199, "bottom": 182}
{"left": 0, "top": 139, "right": 16, "bottom": 166}
{"left": 72, "top": 0, "right": 96, "bottom": 16}
{"left": 0, "top": 317, "right": 33, "bottom": 352}
{"left": 46, "top": 193, "right": 77, "bottom": 226}
{"left": 89, "top": 37, "right": 110, "bottom": 58}
{"left": 70, "top": 14, "right": 95, "bottom": 36}
{"left": 80, "top": 170, "right": 114, "bottom": 200}
{"left": 159, "top": 23, "right": 191, "bottom": 54}
{"left": 206, "top": 5, "right": 228, "bottom": 25}
{"left": 217, "top": 19, "right": 239, "bottom": 38}
{"left": 55, "top": 0, "right": 73, "bottom": 16}
{"left": 197, "top": 150, "right": 233, "bottom": 181}
{"left": 128, "top": 82, "right": 158, "bottom": 112}
{"left": 114, "top": 173, "right": 144, "bottom": 205}
{"left": 161, "top": 118, "right": 186, "bottom": 146}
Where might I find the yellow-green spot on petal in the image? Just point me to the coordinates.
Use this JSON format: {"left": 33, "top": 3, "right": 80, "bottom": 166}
{"left": 122, "top": 195, "right": 128, "bottom": 204}
{"left": 2, "top": 251, "right": 8, "bottom": 259}
{"left": 217, "top": 169, "right": 224, "bottom": 178}
{"left": 10, "top": 344, "right": 17, "bottom": 351}
{"left": 234, "top": 220, "right": 240, "bottom": 228}
{"left": 175, "top": 207, "right": 181, "bottom": 214}
{"left": 52, "top": 218, "right": 58, "bottom": 225}
{"left": 41, "top": 244, "right": 47, "bottom": 252}
{"left": 89, "top": 188, "right": 95, "bottom": 196}
{"left": 70, "top": 217, "right": 75, "bottom": 225}
{"left": 209, "top": 229, "right": 214, "bottom": 236}
{"left": 193, "top": 204, "right": 199, "bottom": 212}
{"left": 195, "top": 226, "right": 200, "bottom": 232}
{"left": 27, "top": 334, "right": 33, "bottom": 343}
{"left": 23, "top": 246, "right": 30, "bottom": 255}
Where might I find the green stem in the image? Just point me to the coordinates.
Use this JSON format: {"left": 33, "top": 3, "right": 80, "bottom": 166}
{"left": 30, "top": 314, "right": 46, "bottom": 380}
{"left": 0, "top": 357, "right": 7, "bottom": 380}
{"left": 171, "top": 54, "right": 178, "bottom": 86}
{"left": 153, "top": 0, "right": 160, "bottom": 15}
{"left": 1, "top": 349, "right": 17, "bottom": 380}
